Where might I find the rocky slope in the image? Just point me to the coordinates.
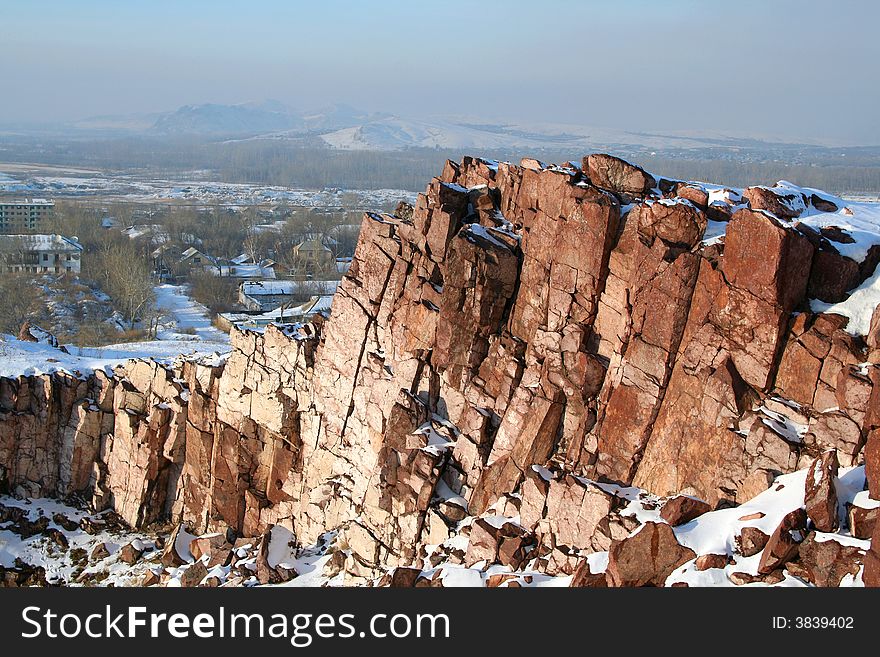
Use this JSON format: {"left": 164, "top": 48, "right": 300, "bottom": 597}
{"left": 2, "top": 153, "right": 880, "bottom": 587}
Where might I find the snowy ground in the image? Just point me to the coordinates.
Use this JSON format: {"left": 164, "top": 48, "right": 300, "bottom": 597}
{"left": 0, "top": 284, "right": 229, "bottom": 378}
{"left": 0, "top": 497, "right": 159, "bottom": 586}
{"left": 0, "top": 165, "right": 416, "bottom": 207}
{"left": 666, "top": 466, "right": 869, "bottom": 587}
{"left": 2, "top": 462, "right": 871, "bottom": 588}
{"left": 154, "top": 284, "right": 229, "bottom": 343}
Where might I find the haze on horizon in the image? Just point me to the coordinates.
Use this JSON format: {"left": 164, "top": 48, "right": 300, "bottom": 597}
{"left": 1, "top": 0, "right": 878, "bottom": 145}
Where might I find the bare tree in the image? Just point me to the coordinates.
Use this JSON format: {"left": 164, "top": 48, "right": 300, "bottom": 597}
{"left": 0, "top": 274, "right": 43, "bottom": 334}
{"left": 104, "top": 242, "right": 155, "bottom": 328}
{"left": 188, "top": 270, "right": 239, "bottom": 314}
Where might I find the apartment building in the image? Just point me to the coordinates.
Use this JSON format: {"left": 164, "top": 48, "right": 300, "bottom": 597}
{"left": 0, "top": 198, "right": 55, "bottom": 233}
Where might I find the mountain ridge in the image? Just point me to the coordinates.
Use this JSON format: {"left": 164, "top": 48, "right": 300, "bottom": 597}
{"left": 22, "top": 100, "right": 861, "bottom": 151}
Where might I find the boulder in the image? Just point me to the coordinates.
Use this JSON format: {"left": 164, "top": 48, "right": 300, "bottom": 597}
{"left": 810, "top": 194, "right": 839, "bottom": 213}
{"left": 676, "top": 184, "right": 709, "bottom": 210}
{"left": 848, "top": 504, "right": 877, "bottom": 540}
{"left": 141, "top": 569, "right": 161, "bottom": 587}
{"left": 798, "top": 534, "right": 862, "bottom": 587}
{"left": 464, "top": 519, "right": 529, "bottom": 569}
{"left": 660, "top": 495, "right": 712, "bottom": 526}
{"left": 179, "top": 561, "right": 208, "bottom": 588}
{"left": 804, "top": 450, "right": 840, "bottom": 532}
{"left": 606, "top": 522, "right": 696, "bottom": 587}
{"left": 189, "top": 533, "right": 233, "bottom": 567}
{"left": 118, "top": 542, "right": 143, "bottom": 565}
{"left": 695, "top": 554, "right": 731, "bottom": 571}
{"left": 737, "top": 527, "right": 770, "bottom": 557}
{"left": 729, "top": 570, "right": 785, "bottom": 586}
{"left": 91, "top": 543, "right": 110, "bottom": 561}
{"left": 865, "top": 519, "right": 880, "bottom": 587}
{"left": 584, "top": 153, "right": 656, "bottom": 197}
{"left": 389, "top": 567, "right": 422, "bottom": 587}
{"left": 742, "top": 186, "right": 806, "bottom": 220}
{"left": 160, "top": 525, "right": 191, "bottom": 567}
{"left": 758, "top": 508, "right": 808, "bottom": 574}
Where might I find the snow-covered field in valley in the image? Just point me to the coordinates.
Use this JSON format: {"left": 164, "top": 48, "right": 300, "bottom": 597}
{"left": 0, "top": 164, "right": 416, "bottom": 206}
{"left": 0, "top": 284, "right": 229, "bottom": 379}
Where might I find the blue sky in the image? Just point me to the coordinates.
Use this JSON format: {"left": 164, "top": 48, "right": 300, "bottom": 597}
{"left": 2, "top": 0, "right": 879, "bottom": 143}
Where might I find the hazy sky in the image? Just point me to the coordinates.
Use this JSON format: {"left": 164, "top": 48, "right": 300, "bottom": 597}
{"left": 2, "top": 0, "right": 878, "bottom": 144}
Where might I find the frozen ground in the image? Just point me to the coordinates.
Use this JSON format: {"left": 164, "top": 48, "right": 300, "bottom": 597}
{"left": 0, "top": 284, "right": 229, "bottom": 378}
{"left": 0, "top": 164, "right": 416, "bottom": 207}
{"left": 154, "top": 284, "right": 229, "bottom": 343}
{"left": 0, "top": 497, "right": 159, "bottom": 586}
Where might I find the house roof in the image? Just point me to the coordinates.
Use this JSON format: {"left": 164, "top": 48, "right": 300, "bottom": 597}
{"left": 231, "top": 253, "right": 253, "bottom": 265}
{"left": 180, "top": 247, "right": 209, "bottom": 261}
{"left": 0, "top": 234, "right": 83, "bottom": 253}
{"left": 211, "top": 264, "right": 276, "bottom": 279}
{"left": 0, "top": 198, "right": 54, "bottom": 207}
{"left": 240, "top": 279, "right": 339, "bottom": 296}
{"left": 220, "top": 294, "right": 334, "bottom": 330}
{"left": 295, "top": 236, "right": 332, "bottom": 253}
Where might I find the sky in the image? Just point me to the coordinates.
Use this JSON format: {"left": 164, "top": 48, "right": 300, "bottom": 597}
{"left": 1, "top": 0, "right": 879, "bottom": 144}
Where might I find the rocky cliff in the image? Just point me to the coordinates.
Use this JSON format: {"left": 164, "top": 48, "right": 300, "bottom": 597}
{"left": 2, "top": 153, "right": 880, "bottom": 586}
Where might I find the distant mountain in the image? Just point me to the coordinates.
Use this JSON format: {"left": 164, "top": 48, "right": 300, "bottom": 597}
{"left": 298, "top": 103, "right": 393, "bottom": 132}
{"left": 316, "top": 116, "right": 789, "bottom": 153}
{"left": 319, "top": 117, "right": 613, "bottom": 151}
{"left": 150, "top": 101, "right": 303, "bottom": 136}
{"left": 58, "top": 100, "right": 842, "bottom": 154}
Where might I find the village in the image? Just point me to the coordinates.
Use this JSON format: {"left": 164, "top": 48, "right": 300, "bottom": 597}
{"left": 0, "top": 195, "right": 386, "bottom": 346}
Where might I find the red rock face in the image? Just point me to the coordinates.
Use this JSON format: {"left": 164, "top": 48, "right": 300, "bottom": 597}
{"left": 866, "top": 429, "right": 880, "bottom": 501}
{"left": 2, "top": 153, "right": 880, "bottom": 584}
{"left": 863, "top": 518, "right": 880, "bottom": 587}
{"left": 808, "top": 250, "right": 861, "bottom": 303}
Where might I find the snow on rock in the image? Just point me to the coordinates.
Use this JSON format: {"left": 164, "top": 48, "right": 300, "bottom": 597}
{"left": 812, "top": 265, "right": 880, "bottom": 335}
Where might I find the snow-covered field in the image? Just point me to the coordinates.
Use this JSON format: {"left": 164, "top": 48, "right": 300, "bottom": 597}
{"left": 0, "top": 164, "right": 416, "bottom": 207}
{"left": 154, "top": 284, "right": 229, "bottom": 343}
{"left": 0, "top": 284, "right": 229, "bottom": 378}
